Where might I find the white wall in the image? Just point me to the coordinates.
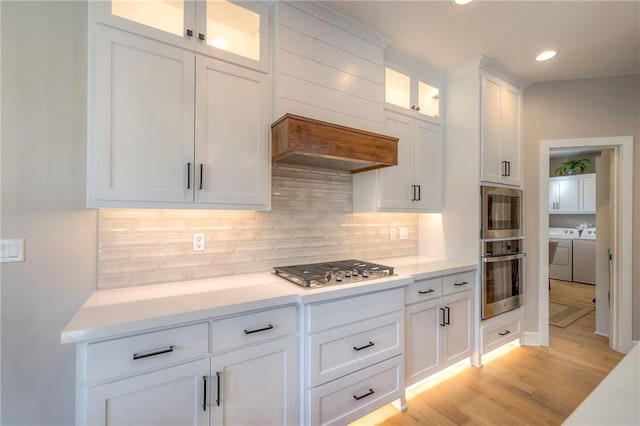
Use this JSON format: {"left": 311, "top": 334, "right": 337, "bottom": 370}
{"left": 1, "top": 2, "right": 97, "bottom": 424}
{"left": 523, "top": 74, "right": 640, "bottom": 340}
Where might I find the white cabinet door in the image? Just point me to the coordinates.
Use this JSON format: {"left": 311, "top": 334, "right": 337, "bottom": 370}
{"left": 481, "top": 76, "right": 502, "bottom": 184}
{"left": 90, "top": 25, "right": 195, "bottom": 206}
{"left": 481, "top": 73, "right": 522, "bottom": 186}
{"left": 194, "top": 56, "right": 269, "bottom": 208}
{"left": 210, "top": 337, "right": 297, "bottom": 426}
{"left": 379, "top": 111, "right": 414, "bottom": 210}
{"left": 500, "top": 84, "right": 521, "bottom": 186}
{"left": 549, "top": 176, "right": 579, "bottom": 213}
{"left": 579, "top": 174, "right": 596, "bottom": 212}
{"left": 86, "top": 359, "right": 210, "bottom": 426}
{"left": 441, "top": 291, "right": 472, "bottom": 365}
{"left": 405, "top": 299, "right": 441, "bottom": 386}
{"left": 414, "top": 120, "right": 443, "bottom": 211}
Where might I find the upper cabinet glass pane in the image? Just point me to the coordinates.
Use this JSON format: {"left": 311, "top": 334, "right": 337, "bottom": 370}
{"left": 111, "top": 0, "right": 185, "bottom": 37}
{"left": 385, "top": 67, "right": 411, "bottom": 109}
{"left": 206, "top": 0, "right": 261, "bottom": 61}
{"left": 418, "top": 81, "right": 439, "bottom": 119}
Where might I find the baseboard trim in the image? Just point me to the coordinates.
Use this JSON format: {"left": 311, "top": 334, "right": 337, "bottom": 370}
{"left": 594, "top": 331, "right": 609, "bottom": 338}
{"left": 522, "top": 331, "right": 541, "bottom": 346}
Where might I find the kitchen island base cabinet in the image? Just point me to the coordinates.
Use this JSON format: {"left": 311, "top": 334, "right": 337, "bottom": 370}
{"left": 86, "top": 358, "right": 210, "bottom": 426}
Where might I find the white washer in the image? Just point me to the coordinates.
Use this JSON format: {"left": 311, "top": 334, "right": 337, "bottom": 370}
{"left": 549, "top": 227, "right": 578, "bottom": 281}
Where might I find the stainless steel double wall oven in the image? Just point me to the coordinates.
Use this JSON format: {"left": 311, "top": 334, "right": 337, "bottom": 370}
{"left": 481, "top": 186, "right": 524, "bottom": 320}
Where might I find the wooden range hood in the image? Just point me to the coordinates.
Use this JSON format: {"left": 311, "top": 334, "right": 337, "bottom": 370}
{"left": 271, "top": 114, "right": 398, "bottom": 173}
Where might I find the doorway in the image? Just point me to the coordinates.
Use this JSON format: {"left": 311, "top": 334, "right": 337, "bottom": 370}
{"left": 538, "top": 136, "right": 633, "bottom": 354}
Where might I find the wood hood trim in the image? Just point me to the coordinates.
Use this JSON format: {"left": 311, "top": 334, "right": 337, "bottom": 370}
{"left": 271, "top": 114, "right": 398, "bottom": 174}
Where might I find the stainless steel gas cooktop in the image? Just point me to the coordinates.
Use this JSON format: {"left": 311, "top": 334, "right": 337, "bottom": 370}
{"left": 273, "top": 259, "right": 394, "bottom": 288}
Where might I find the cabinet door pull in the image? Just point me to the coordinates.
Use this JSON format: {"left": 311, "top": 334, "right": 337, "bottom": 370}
{"left": 353, "top": 388, "right": 375, "bottom": 401}
{"left": 501, "top": 160, "right": 508, "bottom": 177}
{"left": 202, "top": 376, "right": 207, "bottom": 411}
{"left": 199, "top": 164, "right": 204, "bottom": 190}
{"left": 244, "top": 324, "right": 274, "bottom": 335}
{"left": 439, "top": 307, "right": 446, "bottom": 327}
{"left": 454, "top": 281, "right": 469, "bottom": 286}
{"left": 215, "top": 371, "right": 221, "bottom": 406}
{"left": 132, "top": 345, "right": 174, "bottom": 360}
{"left": 411, "top": 185, "right": 417, "bottom": 201}
{"left": 498, "top": 330, "right": 511, "bottom": 336}
{"left": 187, "top": 162, "right": 191, "bottom": 189}
{"left": 417, "top": 184, "right": 421, "bottom": 201}
{"left": 186, "top": 29, "right": 194, "bottom": 37}
{"left": 353, "top": 341, "right": 375, "bottom": 351}
{"left": 418, "top": 289, "right": 435, "bottom": 294}
{"left": 415, "top": 106, "right": 421, "bottom": 112}
{"left": 410, "top": 105, "right": 416, "bottom": 110}
{"left": 506, "top": 161, "right": 511, "bottom": 177}
{"left": 445, "top": 306, "right": 451, "bottom": 325}
{"left": 199, "top": 33, "right": 206, "bottom": 41}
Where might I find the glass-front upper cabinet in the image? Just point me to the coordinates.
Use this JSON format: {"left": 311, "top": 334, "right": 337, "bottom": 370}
{"left": 92, "top": 0, "right": 270, "bottom": 72}
{"left": 384, "top": 62, "right": 442, "bottom": 124}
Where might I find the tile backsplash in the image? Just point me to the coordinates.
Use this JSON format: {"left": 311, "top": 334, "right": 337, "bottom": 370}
{"left": 98, "top": 164, "right": 419, "bottom": 289}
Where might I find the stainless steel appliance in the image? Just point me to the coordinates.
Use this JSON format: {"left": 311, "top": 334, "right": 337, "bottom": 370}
{"left": 273, "top": 259, "right": 394, "bottom": 288}
{"left": 481, "top": 239, "right": 524, "bottom": 319}
{"left": 481, "top": 186, "right": 523, "bottom": 239}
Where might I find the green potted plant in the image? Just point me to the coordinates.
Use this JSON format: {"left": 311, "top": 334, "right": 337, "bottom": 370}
{"left": 555, "top": 157, "right": 590, "bottom": 175}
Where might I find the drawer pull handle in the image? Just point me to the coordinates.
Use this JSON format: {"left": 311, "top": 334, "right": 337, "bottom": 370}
{"left": 418, "top": 289, "right": 435, "bottom": 294}
{"left": 353, "top": 341, "right": 375, "bottom": 351}
{"left": 244, "top": 324, "right": 274, "bottom": 335}
{"left": 202, "top": 376, "right": 207, "bottom": 411}
{"left": 454, "top": 281, "right": 469, "bottom": 286}
{"left": 498, "top": 330, "right": 511, "bottom": 336}
{"left": 445, "top": 306, "right": 451, "bottom": 325}
{"left": 353, "top": 388, "right": 375, "bottom": 401}
{"left": 440, "top": 307, "right": 446, "bottom": 327}
{"left": 132, "top": 345, "right": 174, "bottom": 360}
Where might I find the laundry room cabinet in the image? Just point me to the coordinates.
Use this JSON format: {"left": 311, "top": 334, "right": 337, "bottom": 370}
{"left": 548, "top": 174, "right": 596, "bottom": 214}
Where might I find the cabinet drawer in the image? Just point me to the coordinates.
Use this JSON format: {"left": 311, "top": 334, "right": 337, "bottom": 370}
{"left": 308, "top": 356, "right": 402, "bottom": 426}
{"left": 442, "top": 271, "right": 474, "bottom": 295}
{"left": 87, "top": 322, "right": 209, "bottom": 383}
{"left": 211, "top": 305, "right": 297, "bottom": 353}
{"left": 405, "top": 278, "right": 442, "bottom": 305}
{"left": 306, "top": 288, "right": 403, "bottom": 333}
{"left": 483, "top": 317, "right": 521, "bottom": 354}
{"left": 309, "top": 311, "right": 402, "bottom": 387}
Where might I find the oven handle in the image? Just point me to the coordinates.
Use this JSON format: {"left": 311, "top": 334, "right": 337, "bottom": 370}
{"left": 482, "top": 253, "right": 525, "bottom": 263}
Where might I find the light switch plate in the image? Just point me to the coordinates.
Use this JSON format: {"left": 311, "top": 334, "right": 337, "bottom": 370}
{"left": 0, "top": 239, "right": 25, "bottom": 263}
{"left": 389, "top": 227, "right": 397, "bottom": 240}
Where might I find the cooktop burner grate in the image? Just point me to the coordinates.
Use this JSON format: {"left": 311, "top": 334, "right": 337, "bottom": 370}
{"left": 273, "top": 259, "right": 394, "bottom": 288}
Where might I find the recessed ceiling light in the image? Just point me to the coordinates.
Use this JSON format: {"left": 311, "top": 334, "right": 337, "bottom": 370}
{"left": 536, "top": 50, "right": 557, "bottom": 62}
{"left": 450, "top": 0, "right": 473, "bottom": 6}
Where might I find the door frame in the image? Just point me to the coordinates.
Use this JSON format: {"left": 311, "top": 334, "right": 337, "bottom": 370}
{"left": 538, "top": 136, "right": 633, "bottom": 353}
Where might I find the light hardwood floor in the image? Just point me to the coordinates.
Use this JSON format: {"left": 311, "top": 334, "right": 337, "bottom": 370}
{"left": 356, "top": 281, "right": 623, "bottom": 425}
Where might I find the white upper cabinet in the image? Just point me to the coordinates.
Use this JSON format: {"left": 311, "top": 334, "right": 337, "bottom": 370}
{"left": 353, "top": 110, "right": 443, "bottom": 212}
{"left": 385, "top": 62, "right": 442, "bottom": 125}
{"left": 549, "top": 174, "right": 596, "bottom": 214}
{"left": 88, "top": 15, "right": 270, "bottom": 209}
{"left": 93, "top": 0, "right": 270, "bottom": 72}
{"left": 481, "top": 72, "right": 522, "bottom": 186}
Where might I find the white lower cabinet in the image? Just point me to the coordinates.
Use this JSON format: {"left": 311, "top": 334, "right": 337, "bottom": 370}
{"left": 87, "top": 358, "right": 210, "bottom": 426}
{"left": 304, "top": 287, "right": 405, "bottom": 425}
{"left": 404, "top": 272, "right": 474, "bottom": 387}
{"left": 79, "top": 306, "right": 298, "bottom": 426}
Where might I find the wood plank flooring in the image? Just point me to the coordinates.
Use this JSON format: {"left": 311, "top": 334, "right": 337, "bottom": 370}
{"left": 353, "top": 281, "right": 623, "bottom": 425}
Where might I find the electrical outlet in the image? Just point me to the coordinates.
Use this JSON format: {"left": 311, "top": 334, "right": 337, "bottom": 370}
{"left": 389, "top": 227, "right": 397, "bottom": 240}
{"left": 192, "top": 233, "right": 206, "bottom": 252}
{"left": 399, "top": 227, "right": 409, "bottom": 240}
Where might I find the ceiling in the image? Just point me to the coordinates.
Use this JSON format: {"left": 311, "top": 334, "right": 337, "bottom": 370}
{"left": 320, "top": 0, "right": 640, "bottom": 84}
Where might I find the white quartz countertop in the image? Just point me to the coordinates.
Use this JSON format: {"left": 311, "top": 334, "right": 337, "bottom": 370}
{"left": 563, "top": 342, "right": 640, "bottom": 425}
{"left": 61, "top": 256, "right": 477, "bottom": 345}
